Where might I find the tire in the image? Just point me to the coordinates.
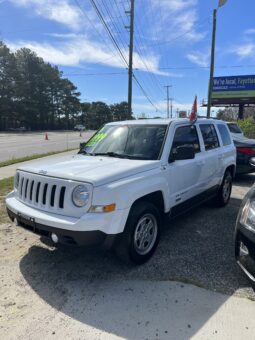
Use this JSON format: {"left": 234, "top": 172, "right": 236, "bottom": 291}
{"left": 115, "top": 201, "right": 161, "bottom": 265}
{"left": 214, "top": 170, "right": 232, "bottom": 207}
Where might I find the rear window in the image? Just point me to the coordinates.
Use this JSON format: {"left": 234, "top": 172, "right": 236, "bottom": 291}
{"left": 217, "top": 124, "right": 232, "bottom": 146}
{"left": 227, "top": 123, "right": 242, "bottom": 134}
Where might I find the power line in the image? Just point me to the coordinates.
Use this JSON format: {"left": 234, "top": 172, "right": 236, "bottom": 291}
{"left": 89, "top": 0, "right": 128, "bottom": 68}
{"left": 88, "top": 0, "right": 163, "bottom": 114}
{"left": 64, "top": 71, "right": 127, "bottom": 76}
{"left": 133, "top": 74, "right": 164, "bottom": 114}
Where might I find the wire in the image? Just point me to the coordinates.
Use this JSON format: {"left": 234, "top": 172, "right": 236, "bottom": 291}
{"left": 89, "top": 0, "right": 128, "bottom": 68}
{"left": 64, "top": 71, "right": 127, "bottom": 76}
{"left": 88, "top": 0, "right": 164, "bottom": 113}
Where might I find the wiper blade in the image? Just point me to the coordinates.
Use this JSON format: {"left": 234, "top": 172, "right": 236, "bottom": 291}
{"left": 78, "top": 149, "right": 92, "bottom": 155}
{"left": 92, "top": 152, "right": 127, "bottom": 158}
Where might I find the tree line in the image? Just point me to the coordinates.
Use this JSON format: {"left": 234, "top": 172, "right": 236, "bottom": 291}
{"left": 0, "top": 41, "right": 133, "bottom": 131}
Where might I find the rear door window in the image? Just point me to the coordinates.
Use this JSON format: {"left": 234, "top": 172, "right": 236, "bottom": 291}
{"left": 199, "top": 124, "right": 219, "bottom": 151}
{"left": 217, "top": 124, "right": 232, "bottom": 146}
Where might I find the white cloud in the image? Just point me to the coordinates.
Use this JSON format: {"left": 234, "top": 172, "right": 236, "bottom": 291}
{"left": 148, "top": 0, "right": 205, "bottom": 44}
{"left": 10, "top": 0, "right": 83, "bottom": 30}
{"left": 7, "top": 37, "right": 176, "bottom": 77}
{"left": 186, "top": 51, "right": 209, "bottom": 67}
{"left": 232, "top": 43, "right": 255, "bottom": 58}
{"left": 244, "top": 29, "right": 255, "bottom": 35}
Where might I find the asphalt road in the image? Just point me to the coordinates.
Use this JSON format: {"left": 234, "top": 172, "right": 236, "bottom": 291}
{"left": 0, "top": 131, "right": 94, "bottom": 162}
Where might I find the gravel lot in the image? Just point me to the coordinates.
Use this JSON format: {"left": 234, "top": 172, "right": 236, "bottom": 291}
{"left": 1, "top": 175, "right": 255, "bottom": 338}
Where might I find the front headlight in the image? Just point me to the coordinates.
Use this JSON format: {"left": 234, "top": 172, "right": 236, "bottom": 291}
{"left": 72, "top": 185, "right": 90, "bottom": 207}
{"left": 14, "top": 172, "right": 20, "bottom": 190}
{"left": 240, "top": 199, "right": 255, "bottom": 232}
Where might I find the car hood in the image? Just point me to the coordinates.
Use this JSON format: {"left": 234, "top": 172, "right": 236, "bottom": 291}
{"left": 232, "top": 134, "right": 255, "bottom": 147}
{"left": 17, "top": 153, "right": 160, "bottom": 186}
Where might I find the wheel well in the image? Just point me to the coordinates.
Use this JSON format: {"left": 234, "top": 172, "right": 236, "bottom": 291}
{"left": 131, "top": 191, "right": 165, "bottom": 215}
{"left": 226, "top": 164, "right": 236, "bottom": 178}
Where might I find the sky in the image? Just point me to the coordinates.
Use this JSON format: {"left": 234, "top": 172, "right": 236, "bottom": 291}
{"left": 0, "top": 0, "right": 255, "bottom": 118}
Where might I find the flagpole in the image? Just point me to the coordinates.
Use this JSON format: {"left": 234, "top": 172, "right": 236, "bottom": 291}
{"left": 206, "top": 8, "right": 217, "bottom": 118}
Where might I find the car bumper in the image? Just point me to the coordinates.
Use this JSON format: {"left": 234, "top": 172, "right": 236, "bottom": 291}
{"left": 236, "top": 156, "right": 255, "bottom": 174}
{"left": 6, "top": 193, "right": 129, "bottom": 247}
{"left": 235, "top": 222, "right": 255, "bottom": 284}
{"left": 7, "top": 207, "right": 116, "bottom": 247}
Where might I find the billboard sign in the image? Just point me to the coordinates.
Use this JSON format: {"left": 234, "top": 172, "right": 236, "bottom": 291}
{"left": 212, "top": 75, "right": 255, "bottom": 100}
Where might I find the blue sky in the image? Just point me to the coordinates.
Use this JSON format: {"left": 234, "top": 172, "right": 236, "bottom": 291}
{"left": 0, "top": 0, "right": 255, "bottom": 118}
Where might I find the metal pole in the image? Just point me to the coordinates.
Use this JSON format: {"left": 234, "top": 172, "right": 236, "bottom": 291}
{"left": 164, "top": 85, "right": 171, "bottom": 118}
{"left": 128, "top": 0, "right": 135, "bottom": 116}
{"left": 207, "top": 9, "right": 217, "bottom": 118}
{"left": 170, "top": 98, "right": 173, "bottom": 119}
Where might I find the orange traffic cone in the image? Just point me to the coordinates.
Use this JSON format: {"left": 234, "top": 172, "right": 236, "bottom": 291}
{"left": 45, "top": 132, "right": 48, "bottom": 140}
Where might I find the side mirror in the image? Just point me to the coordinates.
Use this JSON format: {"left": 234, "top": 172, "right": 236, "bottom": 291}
{"left": 172, "top": 145, "right": 195, "bottom": 161}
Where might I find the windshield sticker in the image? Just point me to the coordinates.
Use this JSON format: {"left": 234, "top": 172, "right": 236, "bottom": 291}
{"left": 86, "top": 132, "right": 108, "bottom": 147}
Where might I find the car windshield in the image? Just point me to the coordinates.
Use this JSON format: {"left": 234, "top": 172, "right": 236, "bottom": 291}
{"left": 227, "top": 123, "right": 243, "bottom": 134}
{"left": 80, "top": 124, "right": 168, "bottom": 160}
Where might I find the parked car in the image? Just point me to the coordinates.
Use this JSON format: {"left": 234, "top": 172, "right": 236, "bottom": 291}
{"left": 227, "top": 122, "right": 255, "bottom": 174}
{"left": 74, "top": 124, "right": 86, "bottom": 131}
{"left": 6, "top": 118, "right": 236, "bottom": 264}
{"left": 234, "top": 184, "right": 255, "bottom": 287}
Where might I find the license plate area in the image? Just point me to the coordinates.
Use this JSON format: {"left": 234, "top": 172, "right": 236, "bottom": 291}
{"left": 17, "top": 212, "right": 35, "bottom": 228}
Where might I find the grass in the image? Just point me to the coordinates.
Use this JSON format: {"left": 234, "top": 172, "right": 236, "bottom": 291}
{"left": 0, "top": 177, "right": 14, "bottom": 223}
{"left": 0, "top": 148, "right": 77, "bottom": 168}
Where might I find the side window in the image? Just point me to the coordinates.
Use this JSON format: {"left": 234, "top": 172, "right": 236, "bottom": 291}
{"left": 199, "top": 124, "right": 219, "bottom": 151}
{"left": 170, "top": 125, "right": 200, "bottom": 160}
{"left": 217, "top": 124, "right": 232, "bottom": 146}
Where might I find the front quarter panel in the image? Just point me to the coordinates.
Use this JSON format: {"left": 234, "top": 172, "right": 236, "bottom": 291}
{"left": 92, "top": 166, "right": 168, "bottom": 213}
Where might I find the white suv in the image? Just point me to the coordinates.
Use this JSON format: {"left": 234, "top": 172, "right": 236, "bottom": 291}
{"left": 6, "top": 119, "right": 236, "bottom": 264}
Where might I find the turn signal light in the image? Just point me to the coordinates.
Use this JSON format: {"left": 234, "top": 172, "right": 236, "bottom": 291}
{"left": 90, "top": 203, "right": 116, "bottom": 213}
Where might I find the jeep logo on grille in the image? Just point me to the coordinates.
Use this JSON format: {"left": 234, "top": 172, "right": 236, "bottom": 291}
{"left": 39, "top": 170, "right": 47, "bottom": 175}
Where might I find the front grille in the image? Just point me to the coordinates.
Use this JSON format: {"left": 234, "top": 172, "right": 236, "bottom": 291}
{"left": 18, "top": 174, "right": 66, "bottom": 209}
{"left": 16, "top": 171, "right": 92, "bottom": 218}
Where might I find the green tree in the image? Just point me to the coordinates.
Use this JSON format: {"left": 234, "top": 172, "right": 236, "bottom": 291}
{"left": 0, "top": 42, "right": 18, "bottom": 130}
{"left": 110, "top": 101, "right": 132, "bottom": 121}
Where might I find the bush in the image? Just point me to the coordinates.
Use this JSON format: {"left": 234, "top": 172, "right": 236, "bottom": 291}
{"left": 238, "top": 118, "right": 255, "bottom": 139}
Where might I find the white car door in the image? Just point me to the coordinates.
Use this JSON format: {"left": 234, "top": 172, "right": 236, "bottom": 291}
{"left": 165, "top": 124, "right": 205, "bottom": 210}
{"left": 197, "top": 123, "right": 221, "bottom": 191}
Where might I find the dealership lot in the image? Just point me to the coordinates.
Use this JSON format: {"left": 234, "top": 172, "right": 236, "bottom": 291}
{"left": 0, "top": 131, "right": 94, "bottom": 162}
{"left": 0, "top": 174, "right": 255, "bottom": 339}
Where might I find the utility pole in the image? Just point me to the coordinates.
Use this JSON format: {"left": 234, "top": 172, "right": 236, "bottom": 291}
{"left": 170, "top": 97, "right": 173, "bottom": 119}
{"left": 164, "top": 85, "right": 172, "bottom": 118}
{"left": 127, "top": 0, "right": 135, "bottom": 116}
{"left": 207, "top": 9, "right": 217, "bottom": 118}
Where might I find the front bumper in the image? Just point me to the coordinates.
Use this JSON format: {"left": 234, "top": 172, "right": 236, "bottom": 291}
{"left": 235, "top": 222, "right": 255, "bottom": 284}
{"left": 6, "top": 192, "right": 130, "bottom": 247}
{"left": 7, "top": 207, "right": 115, "bottom": 247}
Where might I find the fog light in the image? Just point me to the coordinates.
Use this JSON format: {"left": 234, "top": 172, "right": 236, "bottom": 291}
{"left": 51, "top": 233, "right": 59, "bottom": 243}
{"left": 239, "top": 242, "right": 249, "bottom": 257}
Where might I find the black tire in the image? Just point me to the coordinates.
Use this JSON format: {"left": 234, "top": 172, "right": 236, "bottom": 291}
{"left": 115, "top": 201, "right": 161, "bottom": 265}
{"left": 214, "top": 170, "right": 232, "bottom": 207}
